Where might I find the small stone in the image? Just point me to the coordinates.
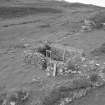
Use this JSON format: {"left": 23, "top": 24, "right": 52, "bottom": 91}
{"left": 59, "top": 69, "right": 63, "bottom": 73}
{"left": 24, "top": 43, "right": 30, "bottom": 47}
{"left": 95, "top": 63, "right": 100, "bottom": 66}
{"left": 46, "top": 72, "right": 50, "bottom": 76}
{"left": 65, "top": 97, "right": 72, "bottom": 103}
{"left": 10, "top": 102, "right": 16, "bottom": 105}
{"left": 81, "top": 57, "right": 86, "bottom": 62}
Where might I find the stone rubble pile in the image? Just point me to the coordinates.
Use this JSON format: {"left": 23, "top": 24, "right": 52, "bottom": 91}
{"left": 23, "top": 42, "right": 105, "bottom": 80}
{"left": 81, "top": 18, "right": 105, "bottom": 32}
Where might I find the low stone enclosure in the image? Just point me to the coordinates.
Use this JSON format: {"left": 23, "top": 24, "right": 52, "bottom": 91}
{"left": 21, "top": 41, "right": 105, "bottom": 105}
{"left": 24, "top": 42, "right": 84, "bottom": 76}
{"left": 23, "top": 41, "right": 105, "bottom": 80}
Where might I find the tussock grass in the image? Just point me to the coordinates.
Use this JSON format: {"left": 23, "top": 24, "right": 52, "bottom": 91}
{"left": 0, "top": 92, "right": 7, "bottom": 105}
{"left": 91, "top": 42, "right": 105, "bottom": 56}
{"left": 7, "top": 89, "right": 33, "bottom": 105}
{"left": 42, "top": 77, "right": 92, "bottom": 105}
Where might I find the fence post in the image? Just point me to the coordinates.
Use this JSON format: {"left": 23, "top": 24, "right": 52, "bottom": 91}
{"left": 53, "top": 61, "right": 57, "bottom": 77}
{"left": 63, "top": 48, "right": 66, "bottom": 62}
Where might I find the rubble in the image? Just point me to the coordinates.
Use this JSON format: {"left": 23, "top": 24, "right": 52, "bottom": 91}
{"left": 23, "top": 42, "right": 105, "bottom": 79}
{"left": 80, "top": 18, "right": 97, "bottom": 32}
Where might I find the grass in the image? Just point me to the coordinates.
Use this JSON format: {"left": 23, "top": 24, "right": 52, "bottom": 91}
{"left": 65, "top": 61, "right": 80, "bottom": 71}
{"left": 89, "top": 73, "right": 98, "bottom": 82}
{"left": 0, "top": 7, "right": 62, "bottom": 19}
{"left": 0, "top": 92, "right": 7, "bottom": 105}
{"left": 91, "top": 42, "right": 105, "bottom": 56}
{"left": 7, "top": 89, "right": 33, "bottom": 105}
{"left": 42, "top": 77, "right": 92, "bottom": 105}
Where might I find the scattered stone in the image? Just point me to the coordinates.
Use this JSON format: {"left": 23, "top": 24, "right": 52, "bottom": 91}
{"left": 23, "top": 42, "right": 105, "bottom": 79}
{"left": 7, "top": 89, "right": 33, "bottom": 105}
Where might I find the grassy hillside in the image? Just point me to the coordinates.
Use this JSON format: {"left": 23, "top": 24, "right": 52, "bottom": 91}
{"left": 0, "top": 1, "right": 105, "bottom": 105}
